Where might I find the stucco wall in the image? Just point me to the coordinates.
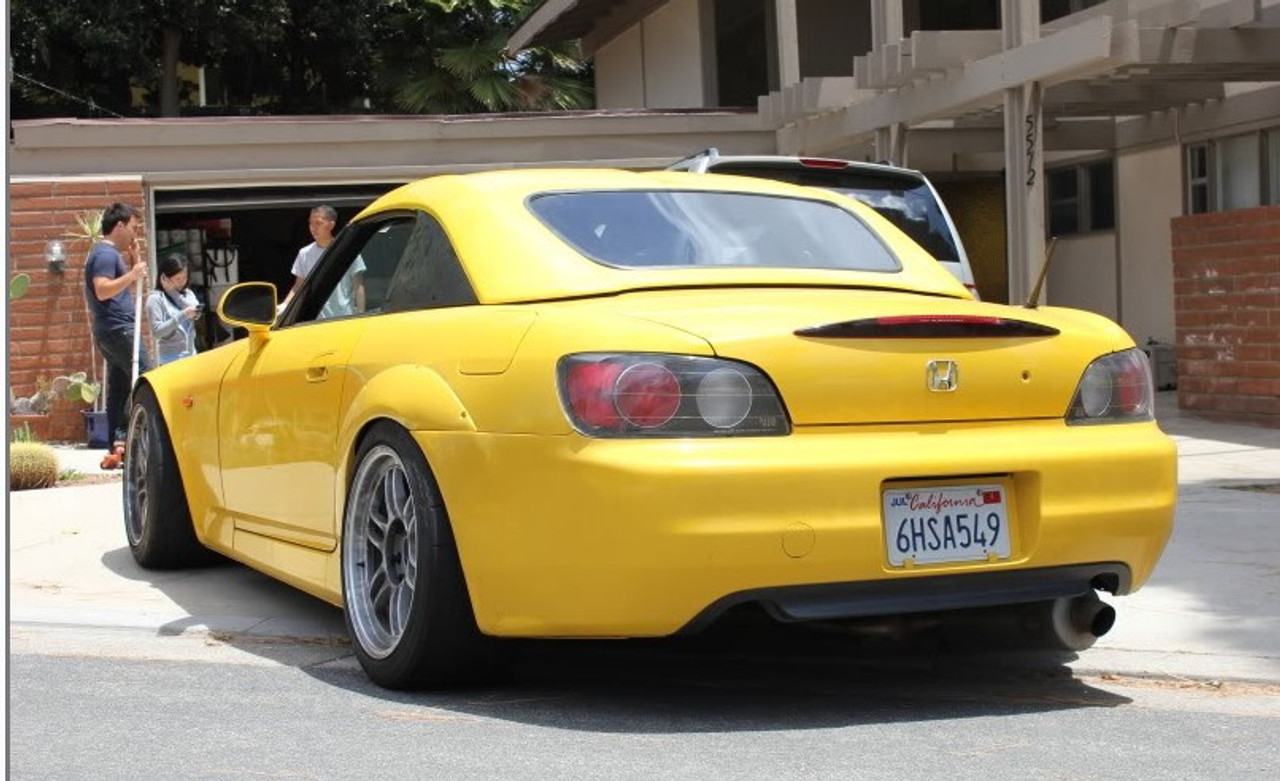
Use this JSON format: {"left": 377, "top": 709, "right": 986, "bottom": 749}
{"left": 643, "top": 0, "right": 706, "bottom": 107}
{"left": 595, "top": 26, "right": 647, "bottom": 109}
{"left": 1046, "top": 232, "right": 1119, "bottom": 320}
{"left": 1117, "top": 145, "right": 1179, "bottom": 344}
{"left": 798, "top": 0, "right": 872, "bottom": 77}
{"left": 595, "top": 0, "right": 707, "bottom": 108}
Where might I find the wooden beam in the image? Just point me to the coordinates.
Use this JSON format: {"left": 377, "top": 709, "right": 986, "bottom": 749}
{"left": 508, "top": 0, "right": 581, "bottom": 51}
{"left": 1044, "top": 79, "right": 1226, "bottom": 113}
{"left": 1137, "top": 26, "right": 1280, "bottom": 66}
{"left": 830, "top": 17, "right": 1136, "bottom": 144}
{"left": 909, "top": 31, "right": 1004, "bottom": 73}
{"left": 582, "top": 0, "right": 670, "bottom": 56}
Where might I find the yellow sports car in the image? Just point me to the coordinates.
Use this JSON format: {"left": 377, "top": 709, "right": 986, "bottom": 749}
{"left": 125, "top": 169, "right": 1176, "bottom": 689}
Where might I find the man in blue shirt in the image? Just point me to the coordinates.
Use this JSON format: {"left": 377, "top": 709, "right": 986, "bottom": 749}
{"left": 84, "top": 202, "right": 152, "bottom": 447}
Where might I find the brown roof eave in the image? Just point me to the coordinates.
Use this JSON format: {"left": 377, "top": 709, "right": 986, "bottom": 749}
{"left": 508, "top": 0, "right": 632, "bottom": 50}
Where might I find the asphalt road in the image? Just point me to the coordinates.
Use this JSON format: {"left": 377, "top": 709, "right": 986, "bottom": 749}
{"left": 8, "top": 622, "right": 1279, "bottom": 780}
{"left": 8, "top": 398, "right": 1278, "bottom": 778}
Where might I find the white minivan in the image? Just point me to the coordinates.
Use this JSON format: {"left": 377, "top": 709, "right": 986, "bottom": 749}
{"left": 669, "top": 149, "right": 979, "bottom": 297}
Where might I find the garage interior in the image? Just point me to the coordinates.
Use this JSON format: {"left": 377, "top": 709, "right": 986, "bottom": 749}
{"left": 151, "top": 183, "right": 400, "bottom": 347}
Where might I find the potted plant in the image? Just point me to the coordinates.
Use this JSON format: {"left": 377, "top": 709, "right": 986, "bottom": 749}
{"left": 8, "top": 270, "right": 104, "bottom": 441}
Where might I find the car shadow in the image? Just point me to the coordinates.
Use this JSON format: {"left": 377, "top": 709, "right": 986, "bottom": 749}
{"left": 305, "top": 621, "right": 1130, "bottom": 733}
{"left": 99, "top": 544, "right": 1130, "bottom": 730}
{"left": 100, "top": 545, "right": 350, "bottom": 664}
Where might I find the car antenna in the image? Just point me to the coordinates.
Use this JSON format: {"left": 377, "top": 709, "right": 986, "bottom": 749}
{"left": 1024, "top": 236, "right": 1058, "bottom": 309}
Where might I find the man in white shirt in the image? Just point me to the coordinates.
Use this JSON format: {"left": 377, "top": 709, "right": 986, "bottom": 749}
{"left": 280, "top": 205, "right": 366, "bottom": 318}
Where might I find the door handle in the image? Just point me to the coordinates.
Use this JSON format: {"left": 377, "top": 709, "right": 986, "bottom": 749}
{"left": 306, "top": 351, "right": 336, "bottom": 383}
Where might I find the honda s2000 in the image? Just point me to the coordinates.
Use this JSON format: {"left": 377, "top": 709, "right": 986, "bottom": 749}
{"left": 124, "top": 169, "right": 1176, "bottom": 689}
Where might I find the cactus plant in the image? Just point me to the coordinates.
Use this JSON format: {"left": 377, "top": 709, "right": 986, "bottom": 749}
{"left": 9, "top": 373, "right": 101, "bottom": 415}
{"left": 9, "top": 272, "right": 31, "bottom": 300}
{"left": 9, "top": 441, "right": 61, "bottom": 490}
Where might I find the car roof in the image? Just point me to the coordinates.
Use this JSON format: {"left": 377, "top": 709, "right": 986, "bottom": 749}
{"left": 356, "top": 168, "right": 970, "bottom": 305}
{"left": 669, "top": 149, "right": 931, "bottom": 181}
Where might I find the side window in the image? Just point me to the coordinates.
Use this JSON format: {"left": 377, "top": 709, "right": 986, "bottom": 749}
{"left": 297, "top": 215, "right": 414, "bottom": 324}
{"left": 381, "top": 211, "right": 478, "bottom": 313}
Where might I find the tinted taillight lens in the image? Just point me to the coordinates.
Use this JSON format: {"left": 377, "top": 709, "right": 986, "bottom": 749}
{"left": 558, "top": 354, "right": 790, "bottom": 438}
{"left": 615, "top": 362, "right": 680, "bottom": 428}
{"left": 1066, "top": 348, "right": 1154, "bottom": 425}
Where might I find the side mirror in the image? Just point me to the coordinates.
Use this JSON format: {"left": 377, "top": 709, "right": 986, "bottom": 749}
{"left": 218, "top": 282, "right": 277, "bottom": 330}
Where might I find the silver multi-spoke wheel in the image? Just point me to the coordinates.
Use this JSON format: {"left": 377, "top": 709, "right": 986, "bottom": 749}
{"left": 124, "top": 403, "right": 153, "bottom": 546}
{"left": 341, "top": 422, "right": 489, "bottom": 689}
{"left": 123, "top": 386, "right": 210, "bottom": 569}
{"left": 344, "top": 444, "right": 420, "bottom": 660}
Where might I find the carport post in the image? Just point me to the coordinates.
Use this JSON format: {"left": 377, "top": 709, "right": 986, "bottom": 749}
{"left": 1002, "top": 0, "right": 1047, "bottom": 305}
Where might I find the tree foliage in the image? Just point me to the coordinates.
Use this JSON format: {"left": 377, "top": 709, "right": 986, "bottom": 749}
{"left": 372, "top": 0, "right": 592, "bottom": 114}
{"left": 10, "top": 0, "right": 592, "bottom": 118}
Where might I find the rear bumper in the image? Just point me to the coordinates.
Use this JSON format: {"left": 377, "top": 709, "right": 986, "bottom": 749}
{"left": 678, "top": 562, "right": 1130, "bottom": 633}
{"left": 419, "top": 419, "right": 1175, "bottom": 638}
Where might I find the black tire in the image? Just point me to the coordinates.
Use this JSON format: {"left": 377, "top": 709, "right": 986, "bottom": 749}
{"left": 124, "top": 385, "right": 212, "bottom": 568}
{"left": 341, "top": 421, "right": 492, "bottom": 689}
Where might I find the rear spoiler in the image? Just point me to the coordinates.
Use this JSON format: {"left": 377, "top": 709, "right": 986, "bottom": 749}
{"left": 796, "top": 314, "right": 1059, "bottom": 339}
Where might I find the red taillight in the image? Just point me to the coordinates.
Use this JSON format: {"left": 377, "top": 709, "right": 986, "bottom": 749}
{"left": 615, "top": 362, "right": 680, "bottom": 428}
{"left": 558, "top": 354, "right": 790, "bottom": 438}
{"left": 1066, "top": 348, "right": 1154, "bottom": 424}
{"left": 798, "top": 157, "right": 849, "bottom": 169}
{"left": 1113, "top": 357, "right": 1149, "bottom": 414}
{"left": 566, "top": 360, "right": 623, "bottom": 428}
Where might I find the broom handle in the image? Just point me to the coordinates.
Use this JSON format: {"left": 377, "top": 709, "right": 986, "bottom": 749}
{"left": 130, "top": 245, "right": 145, "bottom": 386}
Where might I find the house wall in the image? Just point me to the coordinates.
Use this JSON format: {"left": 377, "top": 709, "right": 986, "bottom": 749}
{"left": 1117, "top": 145, "right": 1180, "bottom": 345}
{"left": 9, "top": 178, "right": 145, "bottom": 443}
{"left": 797, "top": 0, "right": 872, "bottom": 77}
{"left": 1172, "top": 206, "right": 1280, "bottom": 428}
{"left": 1046, "top": 232, "right": 1119, "bottom": 320}
{"left": 595, "top": 27, "right": 647, "bottom": 109}
{"left": 594, "top": 0, "right": 707, "bottom": 108}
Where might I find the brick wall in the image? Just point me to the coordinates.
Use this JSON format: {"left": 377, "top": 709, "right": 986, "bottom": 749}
{"left": 8, "top": 178, "right": 145, "bottom": 442}
{"left": 1171, "top": 205, "right": 1280, "bottom": 428}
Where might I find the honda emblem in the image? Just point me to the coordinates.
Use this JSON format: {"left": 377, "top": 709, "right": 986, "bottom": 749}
{"left": 926, "top": 360, "right": 959, "bottom": 392}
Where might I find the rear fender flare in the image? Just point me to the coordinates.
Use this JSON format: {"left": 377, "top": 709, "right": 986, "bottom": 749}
{"left": 335, "top": 363, "right": 475, "bottom": 509}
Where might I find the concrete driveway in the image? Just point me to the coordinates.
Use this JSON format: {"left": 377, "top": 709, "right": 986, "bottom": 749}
{"left": 8, "top": 393, "right": 1279, "bottom": 683}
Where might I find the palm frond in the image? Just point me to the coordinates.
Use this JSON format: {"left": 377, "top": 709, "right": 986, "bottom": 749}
{"left": 468, "top": 74, "right": 521, "bottom": 111}
{"left": 437, "top": 44, "right": 506, "bottom": 80}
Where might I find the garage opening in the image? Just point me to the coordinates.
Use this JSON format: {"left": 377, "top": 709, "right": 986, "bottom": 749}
{"left": 151, "top": 182, "right": 401, "bottom": 348}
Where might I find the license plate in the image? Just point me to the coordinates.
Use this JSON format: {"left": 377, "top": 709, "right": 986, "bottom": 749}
{"left": 882, "top": 483, "right": 1011, "bottom": 566}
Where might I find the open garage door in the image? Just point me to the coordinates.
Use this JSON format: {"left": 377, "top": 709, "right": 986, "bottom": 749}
{"left": 151, "top": 182, "right": 401, "bottom": 348}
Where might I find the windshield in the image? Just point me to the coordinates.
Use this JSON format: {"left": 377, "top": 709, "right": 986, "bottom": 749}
{"left": 706, "top": 164, "right": 963, "bottom": 264}
{"left": 528, "top": 190, "right": 901, "bottom": 273}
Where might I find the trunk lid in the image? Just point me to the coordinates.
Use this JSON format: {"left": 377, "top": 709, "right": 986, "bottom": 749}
{"left": 587, "top": 288, "right": 1133, "bottom": 426}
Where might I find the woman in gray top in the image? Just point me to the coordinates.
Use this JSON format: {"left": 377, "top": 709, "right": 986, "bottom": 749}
{"left": 146, "top": 253, "right": 201, "bottom": 365}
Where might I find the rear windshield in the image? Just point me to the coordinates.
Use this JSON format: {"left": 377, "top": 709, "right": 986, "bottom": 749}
{"left": 707, "top": 163, "right": 963, "bottom": 264}
{"left": 528, "top": 190, "right": 900, "bottom": 273}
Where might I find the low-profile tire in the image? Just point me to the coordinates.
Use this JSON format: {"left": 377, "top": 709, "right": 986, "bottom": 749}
{"left": 341, "top": 421, "right": 491, "bottom": 690}
{"left": 124, "top": 385, "right": 211, "bottom": 568}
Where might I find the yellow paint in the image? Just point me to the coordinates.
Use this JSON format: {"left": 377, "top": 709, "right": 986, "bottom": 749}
{"left": 141, "top": 169, "right": 1178, "bottom": 631}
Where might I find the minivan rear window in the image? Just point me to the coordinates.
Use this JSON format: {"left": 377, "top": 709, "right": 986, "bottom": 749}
{"left": 528, "top": 190, "right": 900, "bottom": 273}
{"left": 707, "top": 164, "right": 963, "bottom": 264}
